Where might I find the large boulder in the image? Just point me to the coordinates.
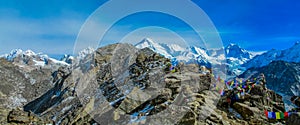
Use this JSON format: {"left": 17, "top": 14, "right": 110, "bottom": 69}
{"left": 286, "top": 113, "right": 300, "bottom": 125}
{"left": 233, "top": 102, "right": 259, "bottom": 119}
{"left": 7, "top": 109, "right": 53, "bottom": 124}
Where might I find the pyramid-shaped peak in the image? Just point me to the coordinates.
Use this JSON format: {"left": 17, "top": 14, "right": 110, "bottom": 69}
{"left": 227, "top": 43, "right": 240, "bottom": 48}
{"left": 141, "top": 38, "right": 155, "bottom": 43}
{"left": 135, "top": 38, "right": 158, "bottom": 47}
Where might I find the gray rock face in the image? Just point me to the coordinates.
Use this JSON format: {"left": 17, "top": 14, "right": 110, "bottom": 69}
{"left": 1, "top": 44, "right": 298, "bottom": 125}
{"left": 240, "top": 61, "right": 300, "bottom": 96}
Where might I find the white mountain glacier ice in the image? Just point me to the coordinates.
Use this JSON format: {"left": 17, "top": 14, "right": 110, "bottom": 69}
{"left": 225, "top": 43, "right": 253, "bottom": 59}
{"left": 243, "top": 42, "right": 300, "bottom": 69}
{"left": 135, "top": 38, "right": 173, "bottom": 58}
{"left": 1, "top": 49, "right": 70, "bottom": 67}
{"left": 77, "top": 47, "right": 95, "bottom": 60}
{"left": 135, "top": 38, "right": 256, "bottom": 76}
{"left": 135, "top": 38, "right": 211, "bottom": 63}
{"left": 1, "top": 39, "right": 276, "bottom": 77}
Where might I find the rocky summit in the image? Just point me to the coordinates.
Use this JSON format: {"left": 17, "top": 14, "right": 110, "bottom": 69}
{"left": 0, "top": 43, "right": 299, "bottom": 125}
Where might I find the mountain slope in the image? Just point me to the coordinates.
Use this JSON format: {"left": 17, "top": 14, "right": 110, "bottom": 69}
{"left": 243, "top": 42, "right": 300, "bottom": 69}
{"left": 240, "top": 61, "right": 300, "bottom": 96}
{"left": 1, "top": 49, "right": 70, "bottom": 67}
{"left": 135, "top": 38, "right": 173, "bottom": 58}
{"left": 1, "top": 44, "right": 299, "bottom": 124}
{"left": 135, "top": 38, "right": 256, "bottom": 76}
{"left": 225, "top": 44, "right": 253, "bottom": 59}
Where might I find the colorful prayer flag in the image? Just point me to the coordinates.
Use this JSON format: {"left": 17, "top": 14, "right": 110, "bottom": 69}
{"left": 272, "top": 112, "right": 276, "bottom": 119}
{"left": 276, "top": 112, "right": 280, "bottom": 119}
{"left": 280, "top": 112, "right": 284, "bottom": 119}
{"left": 268, "top": 112, "right": 273, "bottom": 119}
{"left": 264, "top": 110, "right": 268, "bottom": 118}
{"left": 220, "top": 89, "right": 224, "bottom": 96}
{"left": 284, "top": 112, "right": 288, "bottom": 118}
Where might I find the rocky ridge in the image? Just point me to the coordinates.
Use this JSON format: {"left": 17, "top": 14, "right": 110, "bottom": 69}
{"left": 0, "top": 43, "right": 299, "bottom": 125}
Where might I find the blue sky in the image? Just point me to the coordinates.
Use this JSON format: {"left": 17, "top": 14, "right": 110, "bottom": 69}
{"left": 1, "top": 0, "right": 300, "bottom": 56}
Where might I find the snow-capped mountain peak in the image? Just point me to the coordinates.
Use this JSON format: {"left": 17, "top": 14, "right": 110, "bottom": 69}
{"left": 243, "top": 42, "right": 300, "bottom": 69}
{"left": 135, "top": 39, "right": 258, "bottom": 76}
{"left": 60, "top": 54, "right": 74, "bottom": 64}
{"left": 78, "top": 47, "right": 95, "bottom": 60}
{"left": 1, "top": 49, "right": 70, "bottom": 67}
{"left": 135, "top": 38, "right": 172, "bottom": 58}
{"left": 6, "top": 49, "right": 24, "bottom": 61}
{"left": 143, "top": 38, "right": 155, "bottom": 44}
{"left": 135, "top": 38, "right": 156, "bottom": 48}
{"left": 225, "top": 43, "right": 252, "bottom": 59}
{"left": 24, "top": 50, "right": 36, "bottom": 56}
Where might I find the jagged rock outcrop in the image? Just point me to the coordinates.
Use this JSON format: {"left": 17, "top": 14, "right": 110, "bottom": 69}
{"left": 215, "top": 74, "right": 288, "bottom": 125}
{"left": 240, "top": 61, "right": 300, "bottom": 96}
{"left": 1, "top": 44, "right": 299, "bottom": 125}
{"left": 0, "top": 58, "right": 56, "bottom": 124}
{"left": 7, "top": 109, "right": 53, "bottom": 124}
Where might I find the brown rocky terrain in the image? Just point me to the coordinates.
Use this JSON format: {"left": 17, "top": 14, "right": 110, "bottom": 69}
{"left": 0, "top": 44, "right": 299, "bottom": 125}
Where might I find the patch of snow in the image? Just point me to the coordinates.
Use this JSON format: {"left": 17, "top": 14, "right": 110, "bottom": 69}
{"left": 78, "top": 47, "right": 95, "bottom": 59}
{"left": 6, "top": 49, "right": 23, "bottom": 61}
{"left": 49, "top": 58, "right": 70, "bottom": 66}
{"left": 30, "top": 78, "right": 36, "bottom": 85}
{"left": 24, "top": 50, "right": 36, "bottom": 56}
{"left": 249, "top": 51, "right": 267, "bottom": 57}
{"left": 9, "top": 94, "right": 27, "bottom": 108}
{"left": 61, "top": 105, "right": 72, "bottom": 113}
{"left": 109, "top": 96, "right": 126, "bottom": 106}
{"left": 135, "top": 38, "right": 254, "bottom": 77}
{"left": 244, "top": 42, "right": 300, "bottom": 69}
{"left": 61, "top": 96, "right": 75, "bottom": 103}
{"left": 33, "top": 60, "right": 46, "bottom": 66}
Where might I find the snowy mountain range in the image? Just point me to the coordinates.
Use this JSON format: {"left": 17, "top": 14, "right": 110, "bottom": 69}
{"left": 135, "top": 38, "right": 257, "bottom": 76}
{"left": 135, "top": 38, "right": 300, "bottom": 105}
{"left": 0, "top": 49, "right": 71, "bottom": 67}
{"left": 135, "top": 38, "right": 300, "bottom": 77}
{"left": 243, "top": 42, "right": 300, "bottom": 69}
{"left": 2, "top": 38, "right": 300, "bottom": 77}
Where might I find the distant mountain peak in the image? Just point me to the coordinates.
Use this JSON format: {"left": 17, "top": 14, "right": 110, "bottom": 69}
{"left": 2, "top": 49, "right": 70, "bottom": 67}
{"left": 243, "top": 42, "right": 300, "bottom": 69}
{"left": 136, "top": 38, "right": 155, "bottom": 45}
{"left": 227, "top": 43, "right": 239, "bottom": 47}
{"left": 24, "top": 50, "right": 36, "bottom": 56}
{"left": 292, "top": 41, "right": 300, "bottom": 48}
{"left": 78, "top": 47, "right": 95, "bottom": 59}
{"left": 225, "top": 43, "right": 252, "bottom": 59}
{"left": 143, "top": 38, "right": 155, "bottom": 43}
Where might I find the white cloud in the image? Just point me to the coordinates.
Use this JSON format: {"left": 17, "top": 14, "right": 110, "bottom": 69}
{"left": 0, "top": 9, "right": 85, "bottom": 55}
